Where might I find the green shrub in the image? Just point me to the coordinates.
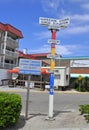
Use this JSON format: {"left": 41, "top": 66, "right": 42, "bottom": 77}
{"left": 84, "top": 115, "right": 89, "bottom": 123}
{"left": 75, "top": 77, "right": 89, "bottom": 92}
{"left": 79, "top": 104, "right": 89, "bottom": 123}
{"left": 79, "top": 104, "right": 89, "bottom": 114}
{"left": 0, "top": 92, "right": 22, "bottom": 127}
{"left": 76, "top": 86, "right": 86, "bottom": 92}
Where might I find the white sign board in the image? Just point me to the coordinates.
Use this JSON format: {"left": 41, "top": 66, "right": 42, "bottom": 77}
{"left": 47, "top": 54, "right": 61, "bottom": 59}
{"left": 39, "top": 17, "right": 70, "bottom": 28}
{"left": 48, "top": 39, "right": 60, "bottom": 44}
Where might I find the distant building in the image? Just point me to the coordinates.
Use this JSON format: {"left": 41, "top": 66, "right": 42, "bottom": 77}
{"left": 18, "top": 51, "right": 49, "bottom": 66}
{"left": 0, "top": 22, "right": 23, "bottom": 69}
{"left": 18, "top": 52, "right": 89, "bottom": 78}
{"left": 0, "top": 22, "right": 23, "bottom": 85}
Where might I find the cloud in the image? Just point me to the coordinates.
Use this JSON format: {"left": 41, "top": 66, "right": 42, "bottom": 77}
{"left": 28, "top": 44, "right": 50, "bottom": 54}
{"left": 72, "top": 14, "right": 89, "bottom": 22}
{"left": 81, "top": 3, "right": 89, "bottom": 10}
{"left": 34, "top": 23, "right": 89, "bottom": 41}
{"left": 41, "top": 0, "right": 60, "bottom": 13}
{"left": 56, "top": 45, "right": 75, "bottom": 55}
{"left": 34, "top": 31, "right": 50, "bottom": 40}
{"left": 70, "top": 0, "right": 89, "bottom": 11}
{"left": 66, "top": 25, "right": 89, "bottom": 34}
{"left": 20, "top": 42, "right": 89, "bottom": 56}
{"left": 69, "top": 0, "right": 89, "bottom": 3}
{"left": 28, "top": 44, "right": 76, "bottom": 56}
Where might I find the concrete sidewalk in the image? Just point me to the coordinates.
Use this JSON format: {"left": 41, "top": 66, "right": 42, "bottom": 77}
{"left": 3, "top": 110, "right": 89, "bottom": 130}
{"left": 0, "top": 85, "right": 89, "bottom": 94}
{"left": 22, "top": 110, "right": 89, "bottom": 130}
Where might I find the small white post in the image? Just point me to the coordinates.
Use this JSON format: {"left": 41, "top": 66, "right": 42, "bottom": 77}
{"left": 48, "top": 94, "right": 54, "bottom": 118}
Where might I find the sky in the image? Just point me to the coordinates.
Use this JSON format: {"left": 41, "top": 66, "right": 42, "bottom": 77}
{"left": 0, "top": 0, "right": 89, "bottom": 57}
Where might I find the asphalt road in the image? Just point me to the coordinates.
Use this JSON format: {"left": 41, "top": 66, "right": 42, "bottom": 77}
{"left": 15, "top": 91, "right": 89, "bottom": 115}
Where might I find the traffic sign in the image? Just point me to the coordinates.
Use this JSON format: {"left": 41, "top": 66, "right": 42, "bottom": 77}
{"left": 19, "top": 59, "right": 42, "bottom": 75}
{"left": 39, "top": 17, "right": 70, "bottom": 28}
{"left": 78, "top": 75, "right": 83, "bottom": 81}
{"left": 48, "top": 24, "right": 68, "bottom": 30}
{"left": 48, "top": 39, "right": 60, "bottom": 44}
{"left": 47, "top": 54, "right": 61, "bottom": 59}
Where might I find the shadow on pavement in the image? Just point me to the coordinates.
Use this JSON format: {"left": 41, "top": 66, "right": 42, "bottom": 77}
{"left": 54, "top": 110, "right": 72, "bottom": 118}
{"left": 1, "top": 115, "right": 26, "bottom": 130}
{"left": 27, "top": 110, "right": 72, "bottom": 120}
{"left": 28, "top": 113, "right": 47, "bottom": 120}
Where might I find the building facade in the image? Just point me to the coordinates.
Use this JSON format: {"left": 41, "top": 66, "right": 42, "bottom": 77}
{"left": 0, "top": 22, "right": 23, "bottom": 85}
{"left": 0, "top": 22, "right": 23, "bottom": 69}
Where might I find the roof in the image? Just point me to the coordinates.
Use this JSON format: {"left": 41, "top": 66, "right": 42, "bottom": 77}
{"left": 18, "top": 51, "right": 49, "bottom": 65}
{"left": 0, "top": 22, "right": 23, "bottom": 38}
{"left": 30, "top": 53, "right": 50, "bottom": 57}
{"left": 71, "top": 68, "right": 89, "bottom": 74}
{"left": 58, "top": 56, "right": 89, "bottom": 60}
{"left": 18, "top": 51, "right": 37, "bottom": 59}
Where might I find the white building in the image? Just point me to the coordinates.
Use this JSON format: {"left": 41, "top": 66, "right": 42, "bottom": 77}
{"left": 0, "top": 22, "right": 23, "bottom": 85}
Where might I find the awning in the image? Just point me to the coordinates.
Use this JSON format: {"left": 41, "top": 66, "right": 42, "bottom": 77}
{"left": 71, "top": 74, "right": 89, "bottom": 78}
{"left": 41, "top": 68, "right": 50, "bottom": 74}
{"left": 7, "top": 68, "right": 50, "bottom": 74}
{"left": 7, "top": 68, "right": 19, "bottom": 73}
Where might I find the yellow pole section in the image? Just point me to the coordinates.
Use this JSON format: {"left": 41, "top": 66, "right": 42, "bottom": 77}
{"left": 51, "top": 46, "right": 55, "bottom": 54}
{"left": 50, "top": 30, "right": 56, "bottom": 71}
{"left": 50, "top": 59, "right": 55, "bottom": 70}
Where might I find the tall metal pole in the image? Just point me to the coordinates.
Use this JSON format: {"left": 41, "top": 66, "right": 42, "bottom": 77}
{"left": 39, "top": 16, "right": 70, "bottom": 119}
{"left": 25, "top": 75, "right": 30, "bottom": 119}
{"left": 48, "top": 30, "right": 56, "bottom": 118}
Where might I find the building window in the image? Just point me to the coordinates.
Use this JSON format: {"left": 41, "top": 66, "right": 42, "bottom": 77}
{"left": 55, "top": 74, "right": 60, "bottom": 79}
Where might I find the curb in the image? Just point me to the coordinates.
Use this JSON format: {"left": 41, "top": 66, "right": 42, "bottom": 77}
{"left": 0, "top": 88, "right": 89, "bottom": 94}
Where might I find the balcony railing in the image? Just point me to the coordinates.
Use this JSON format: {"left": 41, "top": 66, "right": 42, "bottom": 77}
{"left": 0, "top": 62, "right": 18, "bottom": 69}
{"left": 2, "top": 37, "right": 19, "bottom": 48}
{"left": 6, "top": 37, "right": 19, "bottom": 48}
{"left": 5, "top": 49, "right": 18, "bottom": 58}
{"left": 0, "top": 49, "right": 4, "bottom": 54}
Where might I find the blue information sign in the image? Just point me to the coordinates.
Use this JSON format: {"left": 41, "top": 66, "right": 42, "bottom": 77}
{"left": 19, "top": 59, "right": 42, "bottom": 75}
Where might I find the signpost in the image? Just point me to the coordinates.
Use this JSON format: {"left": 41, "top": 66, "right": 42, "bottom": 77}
{"left": 48, "top": 39, "right": 60, "bottom": 44}
{"left": 39, "top": 17, "right": 70, "bottom": 27}
{"left": 78, "top": 75, "right": 83, "bottom": 91}
{"left": 19, "top": 59, "right": 41, "bottom": 75}
{"left": 47, "top": 54, "right": 61, "bottom": 59}
{"left": 39, "top": 17, "right": 70, "bottom": 119}
{"left": 19, "top": 59, "right": 41, "bottom": 119}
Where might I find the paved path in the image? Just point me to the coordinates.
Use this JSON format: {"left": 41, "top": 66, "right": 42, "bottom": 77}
{"left": 2, "top": 111, "right": 89, "bottom": 130}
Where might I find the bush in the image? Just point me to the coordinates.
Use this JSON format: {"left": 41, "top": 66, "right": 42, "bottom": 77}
{"left": 0, "top": 92, "right": 22, "bottom": 127}
{"left": 79, "top": 104, "right": 89, "bottom": 123}
{"left": 72, "top": 77, "right": 89, "bottom": 92}
{"left": 79, "top": 104, "right": 89, "bottom": 115}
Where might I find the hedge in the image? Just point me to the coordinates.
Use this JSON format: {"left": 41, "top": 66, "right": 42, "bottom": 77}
{"left": 0, "top": 92, "right": 22, "bottom": 127}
